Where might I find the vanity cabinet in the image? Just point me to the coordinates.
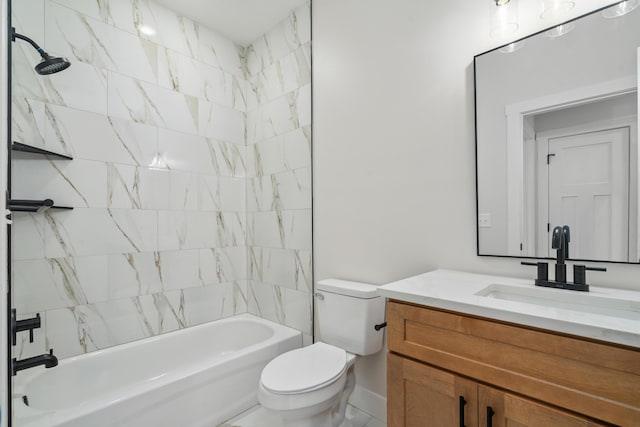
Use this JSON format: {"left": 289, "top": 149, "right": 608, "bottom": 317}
{"left": 386, "top": 301, "right": 640, "bottom": 426}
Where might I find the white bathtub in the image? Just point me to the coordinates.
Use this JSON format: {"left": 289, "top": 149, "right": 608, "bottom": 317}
{"left": 13, "top": 314, "right": 301, "bottom": 427}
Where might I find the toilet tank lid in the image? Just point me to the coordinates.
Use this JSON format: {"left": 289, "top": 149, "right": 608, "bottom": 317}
{"left": 316, "top": 279, "right": 379, "bottom": 299}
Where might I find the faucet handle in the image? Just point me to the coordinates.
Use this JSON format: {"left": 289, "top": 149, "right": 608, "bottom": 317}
{"left": 521, "top": 261, "right": 549, "bottom": 281}
{"left": 573, "top": 265, "right": 607, "bottom": 285}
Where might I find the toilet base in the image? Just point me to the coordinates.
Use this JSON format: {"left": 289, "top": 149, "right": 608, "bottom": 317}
{"left": 265, "top": 365, "right": 357, "bottom": 427}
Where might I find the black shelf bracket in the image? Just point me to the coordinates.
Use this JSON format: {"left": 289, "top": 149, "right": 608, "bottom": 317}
{"left": 12, "top": 142, "right": 73, "bottom": 160}
{"left": 8, "top": 199, "right": 73, "bottom": 213}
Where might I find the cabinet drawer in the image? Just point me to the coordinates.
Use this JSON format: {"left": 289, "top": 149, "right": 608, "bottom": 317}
{"left": 387, "top": 300, "right": 640, "bottom": 426}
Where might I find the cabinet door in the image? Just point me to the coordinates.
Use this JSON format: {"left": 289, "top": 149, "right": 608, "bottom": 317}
{"left": 478, "top": 385, "right": 607, "bottom": 427}
{"left": 388, "top": 353, "right": 478, "bottom": 427}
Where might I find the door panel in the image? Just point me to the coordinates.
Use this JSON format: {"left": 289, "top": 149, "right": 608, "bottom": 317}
{"left": 388, "top": 353, "right": 477, "bottom": 427}
{"left": 548, "top": 127, "right": 630, "bottom": 261}
{"left": 478, "top": 384, "right": 606, "bottom": 427}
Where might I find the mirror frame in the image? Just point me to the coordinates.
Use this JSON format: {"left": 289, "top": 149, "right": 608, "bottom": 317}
{"left": 473, "top": 0, "right": 638, "bottom": 264}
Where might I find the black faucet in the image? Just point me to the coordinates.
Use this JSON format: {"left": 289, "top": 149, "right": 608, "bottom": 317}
{"left": 551, "top": 226, "right": 567, "bottom": 282}
{"left": 12, "top": 349, "right": 58, "bottom": 376}
{"left": 522, "top": 224, "right": 606, "bottom": 291}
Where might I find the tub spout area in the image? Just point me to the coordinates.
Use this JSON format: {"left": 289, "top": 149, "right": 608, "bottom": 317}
{"left": 12, "top": 349, "right": 58, "bottom": 376}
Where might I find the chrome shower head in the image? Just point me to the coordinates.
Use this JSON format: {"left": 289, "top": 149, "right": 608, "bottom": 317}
{"left": 12, "top": 28, "right": 71, "bottom": 75}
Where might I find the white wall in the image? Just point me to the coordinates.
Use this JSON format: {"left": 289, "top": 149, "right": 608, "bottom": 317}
{"left": 313, "top": 0, "right": 638, "bottom": 404}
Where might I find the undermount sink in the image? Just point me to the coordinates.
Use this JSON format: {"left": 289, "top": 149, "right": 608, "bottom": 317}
{"left": 475, "top": 284, "right": 640, "bottom": 321}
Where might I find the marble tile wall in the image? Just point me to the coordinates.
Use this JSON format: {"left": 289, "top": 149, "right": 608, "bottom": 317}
{"left": 244, "top": 5, "right": 313, "bottom": 341}
{"left": 10, "top": 0, "right": 274, "bottom": 360}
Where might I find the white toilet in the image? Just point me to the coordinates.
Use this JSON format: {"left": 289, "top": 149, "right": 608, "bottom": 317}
{"left": 258, "top": 279, "right": 385, "bottom": 427}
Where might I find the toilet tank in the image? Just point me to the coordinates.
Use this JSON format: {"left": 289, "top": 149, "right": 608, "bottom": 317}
{"left": 315, "top": 279, "right": 386, "bottom": 356}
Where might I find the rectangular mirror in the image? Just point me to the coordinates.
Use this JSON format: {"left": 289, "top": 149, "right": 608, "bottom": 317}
{"left": 475, "top": 1, "right": 640, "bottom": 263}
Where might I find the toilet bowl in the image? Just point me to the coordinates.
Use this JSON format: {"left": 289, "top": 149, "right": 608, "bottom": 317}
{"left": 258, "top": 343, "right": 357, "bottom": 427}
{"left": 257, "top": 279, "right": 386, "bottom": 427}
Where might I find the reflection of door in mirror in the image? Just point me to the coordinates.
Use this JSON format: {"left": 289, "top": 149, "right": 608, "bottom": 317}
{"left": 546, "top": 128, "right": 630, "bottom": 262}
{"left": 522, "top": 93, "right": 638, "bottom": 262}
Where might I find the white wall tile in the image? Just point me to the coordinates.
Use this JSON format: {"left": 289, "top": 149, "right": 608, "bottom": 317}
{"left": 12, "top": 0, "right": 45, "bottom": 44}
{"left": 248, "top": 168, "right": 311, "bottom": 212}
{"left": 41, "top": 104, "right": 159, "bottom": 166}
{"left": 198, "top": 100, "right": 245, "bottom": 144}
{"left": 247, "top": 210, "right": 311, "bottom": 251}
{"left": 108, "top": 72, "right": 198, "bottom": 134}
{"left": 249, "top": 247, "right": 311, "bottom": 291}
{"left": 284, "top": 288, "right": 312, "bottom": 334}
{"left": 12, "top": 98, "right": 46, "bottom": 150}
{"left": 107, "top": 0, "right": 156, "bottom": 36}
{"left": 45, "top": 307, "right": 93, "bottom": 358}
{"left": 44, "top": 208, "right": 158, "bottom": 258}
{"left": 45, "top": 1, "right": 158, "bottom": 84}
{"left": 206, "top": 138, "right": 247, "bottom": 177}
{"left": 48, "top": 62, "right": 109, "bottom": 113}
{"left": 199, "top": 246, "right": 247, "bottom": 285}
{"left": 247, "top": 281, "right": 285, "bottom": 325}
{"left": 145, "top": 1, "right": 199, "bottom": 58}
{"left": 247, "top": 43, "right": 311, "bottom": 106}
{"left": 246, "top": 85, "right": 310, "bottom": 144}
{"left": 13, "top": 256, "right": 108, "bottom": 313}
{"left": 158, "top": 128, "right": 213, "bottom": 174}
{"left": 11, "top": 214, "right": 46, "bottom": 260}
{"left": 198, "top": 26, "right": 244, "bottom": 76}
{"left": 107, "top": 164, "right": 170, "bottom": 209}
{"left": 136, "top": 292, "right": 185, "bottom": 334}
{"left": 169, "top": 172, "right": 198, "bottom": 211}
{"left": 157, "top": 249, "right": 201, "bottom": 290}
{"left": 199, "top": 174, "right": 245, "bottom": 212}
{"left": 108, "top": 252, "right": 163, "bottom": 298}
{"left": 246, "top": 126, "right": 311, "bottom": 177}
{"left": 158, "top": 49, "right": 205, "bottom": 99}
{"left": 49, "top": 0, "right": 110, "bottom": 22}
{"left": 157, "top": 211, "right": 222, "bottom": 250}
{"left": 13, "top": 158, "right": 107, "bottom": 208}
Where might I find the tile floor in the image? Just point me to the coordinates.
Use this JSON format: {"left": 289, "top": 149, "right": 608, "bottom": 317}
{"left": 219, "top": 404, "right": 385, "bottom": 427}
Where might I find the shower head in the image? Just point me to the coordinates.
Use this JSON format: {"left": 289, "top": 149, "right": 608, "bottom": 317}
{"left": 34, "top": 54, "right": 71, "bottom": 75}
{"left": 11, "top": 28, "right": 71, "bottom": 75}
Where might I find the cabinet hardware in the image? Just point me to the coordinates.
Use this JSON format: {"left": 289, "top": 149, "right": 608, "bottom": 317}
{"left": 459, "top": 396, "right": 466, "bottom": 427}
{"left": 487, "top": 406, "right": 495, "bottom": 427}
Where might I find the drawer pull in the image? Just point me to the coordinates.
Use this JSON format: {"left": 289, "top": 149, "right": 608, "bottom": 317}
{"left": 487, "top": 406, "right": 495, "bottom": 427}
{"left": 459, "top": 396, "right": 466, "bottom": 427}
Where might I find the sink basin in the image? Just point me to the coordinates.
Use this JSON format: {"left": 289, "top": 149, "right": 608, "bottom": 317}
{"left": 475, "top": 284, "right": 640, "bottom": 321}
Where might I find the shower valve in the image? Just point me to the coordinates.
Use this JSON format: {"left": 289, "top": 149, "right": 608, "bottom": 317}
{"left": 11, "top": 309, "right": 42, "bottom": 346}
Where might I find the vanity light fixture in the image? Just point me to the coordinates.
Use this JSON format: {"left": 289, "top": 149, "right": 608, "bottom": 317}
{"left": 602, "top": 0, "right": 639, "bottom": 18}
{"left": 540, "top": 0, "right": 575, "bottom": 20}
{"left": 498, "top": 40, "right": 525, "bottom": 53}
{"left": 490, "top": 0, "right": 519, "bottom": 38}
{"left": 545, "top": 22, "right": 575, "bottom": 37}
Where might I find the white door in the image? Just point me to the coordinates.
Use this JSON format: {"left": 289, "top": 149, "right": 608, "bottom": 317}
{"left": 547, "top": 128, "right": 630, "bottom": 262}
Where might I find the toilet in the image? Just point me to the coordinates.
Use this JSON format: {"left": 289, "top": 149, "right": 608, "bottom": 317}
{"left": 258, "top": 279, "right": 385, "bottom": 427}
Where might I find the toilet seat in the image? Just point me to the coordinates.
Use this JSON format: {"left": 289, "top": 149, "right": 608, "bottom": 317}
{"left": 260, "top": 343, "right": 347, "bottom": 395}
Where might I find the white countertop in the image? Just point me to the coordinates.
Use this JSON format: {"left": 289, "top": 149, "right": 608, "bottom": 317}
{"left": 377, "top": 269, "right": 640, "bottom": 348}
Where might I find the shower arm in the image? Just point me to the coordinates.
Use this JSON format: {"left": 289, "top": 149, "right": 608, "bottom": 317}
{"left": 11, "top": 28, "right": 49, "bottom": 59}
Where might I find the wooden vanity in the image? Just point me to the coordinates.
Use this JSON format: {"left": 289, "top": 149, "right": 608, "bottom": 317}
{"left": 386, "top": 300, "right": 640, "bottom": 426}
